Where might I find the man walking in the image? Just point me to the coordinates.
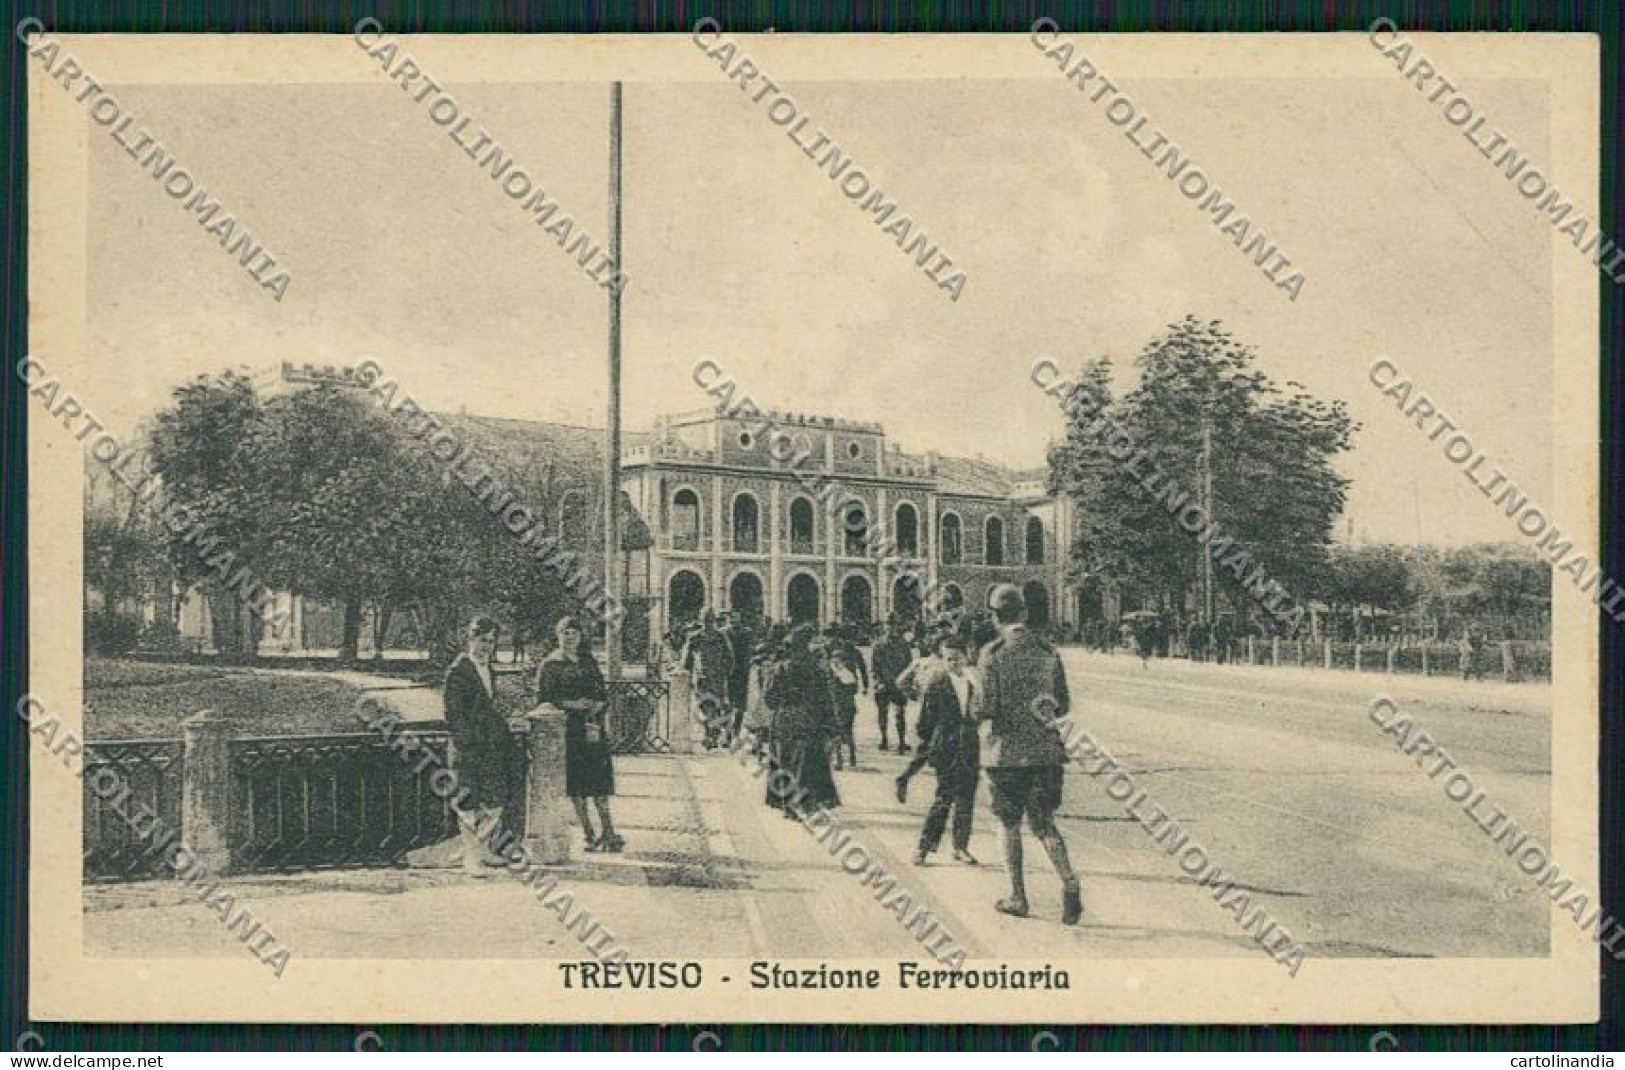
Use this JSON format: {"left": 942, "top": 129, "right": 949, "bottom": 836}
{"left": 823, "top": 624, "right": 867, "bottom": 769}
{"left": 871, "top": 617, "right": 915, "bottom": 753}
{"left": 724, "top": 611, "right": 756, "bottom": 744}
{"left": 683, "top": 614, "right": 735, "bottom": 749}
{"left": 975, "top": 584, "right": 1082, "bottom": 925}
{"left": 909, "top": 636, "right": 981, "bottom": 866}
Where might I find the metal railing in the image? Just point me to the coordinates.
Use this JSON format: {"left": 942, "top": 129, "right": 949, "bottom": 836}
{"left": 229, "top": 731, "right": 472, "bottom": 872}
{"left": 1188, "top": 637, "right": 1553, "bottom": 682}
{"left": 83, "top": 739, "right": 185, "bottom": 882}
{"left": 82, "top": 679, "right": 681, "bottom": 882}
{"left": 607, "top": 679, "right": 674, "bottom": 754}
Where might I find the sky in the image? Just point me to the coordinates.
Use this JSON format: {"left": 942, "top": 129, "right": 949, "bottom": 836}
{"left": 78, "top": 51, "right": 1562, "bottom": 546}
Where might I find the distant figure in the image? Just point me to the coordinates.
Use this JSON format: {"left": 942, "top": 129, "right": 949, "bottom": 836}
{"left": 765, "top": 624, "right": 840, "bottom": 817}
{"left": 740, "top": 632, "right": 780, "bottom": 759}
{"left": 976, "top": 584, "right": 1082, "bottom": 925}
{"left": 903, "top": 635, "right": 981, "bottom": 867}
{"left": 1183, "top": 617, "right": 1209, "bottom": 656}
{"left": 534, "top": 616, "right": 622, "bottom": 853}
{"left": 968, "top": 611, "right": 1000, "bottom": 665}
{"left": 724, "top": 612, "right": 756, "bottom": 744}
{"left": 824, "top": 625, "right": 867, "bottom": 770}
{"left": 683, "top": 614, "right": 735, "bottom": 749}
{"left": 1133, "top": 618, "right": 1156, "bottom": 668}
{"left": 443, "top": 616, "right": 521, "bottom": 875}
{"left": 1212, "top": 616, "right": 1233, "bottom": 665}
{"left": 1459, "top": 621, "right": 1488, "bottom": 681}
{"left": 871, "top": 618, "right": 915, "bottom": 753}
{"left": 894, "top": 631, "right": 952, "bottom": 792}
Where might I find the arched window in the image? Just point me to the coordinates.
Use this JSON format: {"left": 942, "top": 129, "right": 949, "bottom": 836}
{"left": 729, "top": 571, "right": 764, "bottom": 619}
{"left": 787, "top": 573, "right": 821, "bottom": 624}
{"left": 732, "top": 493, "right": 760, "bottom": 553}
{"left": 1025, "top": 516, "right": 1046, "bottom": 565}
{"left": 940, "top": 513, "right": 962, "bottom": 565}
{"left": 985, "top": 516, "right": 1005, "bottom": 566}
{"left": 841, "top": 574, "right": 873, "bottom": 624}
{"left": 842, "top": 501, "right": 869, "bottom": 557}
{"left": 560, "top": 490, "right": 589, "bottom": 547}
{"left": 672, "top": 488, "right": 702, "bottom": 551}
{"left": 789, "top": 497, "right": 816, "bottom": 555}
{"left": 668, "top": 569, "right": 707, "bottom": 628}
{"left": 894, "top": 502, "right": 919, "bottom": 557}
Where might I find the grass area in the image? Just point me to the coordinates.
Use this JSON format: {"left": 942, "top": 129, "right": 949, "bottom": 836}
{"left": 83, "top": 656, "right": 553, "bottom": 741}
{"left": 85, "top": 658, "right": 385, "bottom": 741}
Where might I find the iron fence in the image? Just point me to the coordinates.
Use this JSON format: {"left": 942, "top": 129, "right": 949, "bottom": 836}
{"left": 83, "top": 738, "right": 185, "bottom": 882}
{"left": 1191, "top": 636, "right": 1550, "bottom": 681}
{"left": 229, "top": 731, "right": 467, "bottom": 872}
{"left": 607, "top": 679, "right": 674, "bottom": 754}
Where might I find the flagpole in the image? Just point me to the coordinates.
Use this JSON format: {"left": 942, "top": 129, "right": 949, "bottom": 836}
{"left": 603, "top": 81, "right": 624, "bottom": 682}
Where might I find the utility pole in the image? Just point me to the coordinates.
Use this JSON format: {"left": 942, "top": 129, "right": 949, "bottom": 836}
{"left": 603, "top": 81, "right": 624, "bottom": 683}
{"left": 1200, "top": 416, "right": 1215, "bottom": 623}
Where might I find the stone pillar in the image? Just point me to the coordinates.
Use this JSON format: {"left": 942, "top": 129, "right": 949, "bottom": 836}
{"left": 875, "top": 487, "right": 890, "bottom": 623}
{"left": 925, "top": 492, "right": 940, "bottom": 601}
{"left": 1387, "top": 646, "right": 1397, "bottom": 673}
{"left": 1421, "top": 645, "right": 1430, "bottom": 675}
{"left": 711, "top": 474, "right": 726, "bottom": 610}
{"left": 667, "top": 669, "right": 695, "bottom": 755}
{"left": 1353, "top": 643, "right": 1362, "bottom": 672}
{"left": 768, "top": 483, "right": 783, "bottom": 619}
{"left": 523, "top": 705, "right": 572, "bottom": 864}
{"left": 1501, "top": 641, "right": 1517, "bottom": 682}
{"left": 1246, "top": 637, "right": 1255, "bottom": 665}
{"left": 1271, "top": 636, "right": 1280, "bottom": 666}
{"left": 824, "top": 499, "right": 838, "bottom": 623}
{"left": 1324, "top": 639, "right": 1333, "bottom": 669}
{"left": 181, "top": 708, "right": 232, "bottom": 876}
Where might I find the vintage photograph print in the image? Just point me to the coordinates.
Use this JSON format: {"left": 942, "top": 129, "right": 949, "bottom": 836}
{"left": 23, "top": 28, "right": 1602, "bottom": 1023}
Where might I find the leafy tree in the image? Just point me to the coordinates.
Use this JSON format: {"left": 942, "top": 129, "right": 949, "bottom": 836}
{"left": 239, "top": 385, "right": 467, "bottom": 661}
{"left": 1319, "top": 543, "right": 1415, "bottom": 639}
{"left": 147, "top": 372, "right": 267, "bottom": 658}
{"left": 1046, "top": 358, "right": 1121, "bottom": 602}
{"left": 1050, "top": 316, "right": 1357, "bottom": 628}
{"left": 148, "top": 372, "right": 626, "bottom": 665}
{"left": 1426, "top": 543, "right": 1549, "bottom": 637}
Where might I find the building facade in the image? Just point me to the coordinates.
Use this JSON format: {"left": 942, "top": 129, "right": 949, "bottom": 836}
{"left": 620, "top": 405, "right": 1077, "bottom": 637}
{"left": 140, "top": 365, "right": 1085, "bottom": 655}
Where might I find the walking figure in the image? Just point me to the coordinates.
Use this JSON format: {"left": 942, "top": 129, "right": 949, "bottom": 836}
{"left": 871, "top": 618, "right": 915, "bottom": 753}
{"left": 976, "top": 584, "right": 1082, "bottom": 925}
{"left": 824, "top": 625, "right": 867, "bottom": 770}
{"left": 906, "top": 636, "right": 981, "bottom": 867}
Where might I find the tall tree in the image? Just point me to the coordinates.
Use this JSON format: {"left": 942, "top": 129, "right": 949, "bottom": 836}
{"left": 1049, "top": 316, "right": 1357, "bottom": 626}
{"left": 147, "top": 372, "right": 268, "bottom": 658}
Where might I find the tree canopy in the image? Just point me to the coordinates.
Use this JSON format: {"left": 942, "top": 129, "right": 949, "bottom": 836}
{"left": 1049, "top": 316, "right": 1357, "bottom": 629}
{"left": 141, "top": 373, "right": 599, "bottom": 661}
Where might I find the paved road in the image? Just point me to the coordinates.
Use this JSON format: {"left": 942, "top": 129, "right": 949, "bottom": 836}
{"left": 85, "top": 652, "right": 1551, "bottom": 967}
{"left": 688, "top": 650, "right": 1552, "bottom": 964}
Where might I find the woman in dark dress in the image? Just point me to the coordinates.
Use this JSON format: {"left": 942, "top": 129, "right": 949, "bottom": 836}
{"left": 763, "top": 623, "right": 840, "bottom": 817}
{"left": 533, "top": 616, "right": 623, "bottom": 853}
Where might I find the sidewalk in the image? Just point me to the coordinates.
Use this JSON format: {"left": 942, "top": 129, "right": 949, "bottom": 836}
{"left": 85, "top": 739, "right": 1257, "bottom": 964}
{"left": 83, "top": 755, "right": 761, "bottom": 961}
